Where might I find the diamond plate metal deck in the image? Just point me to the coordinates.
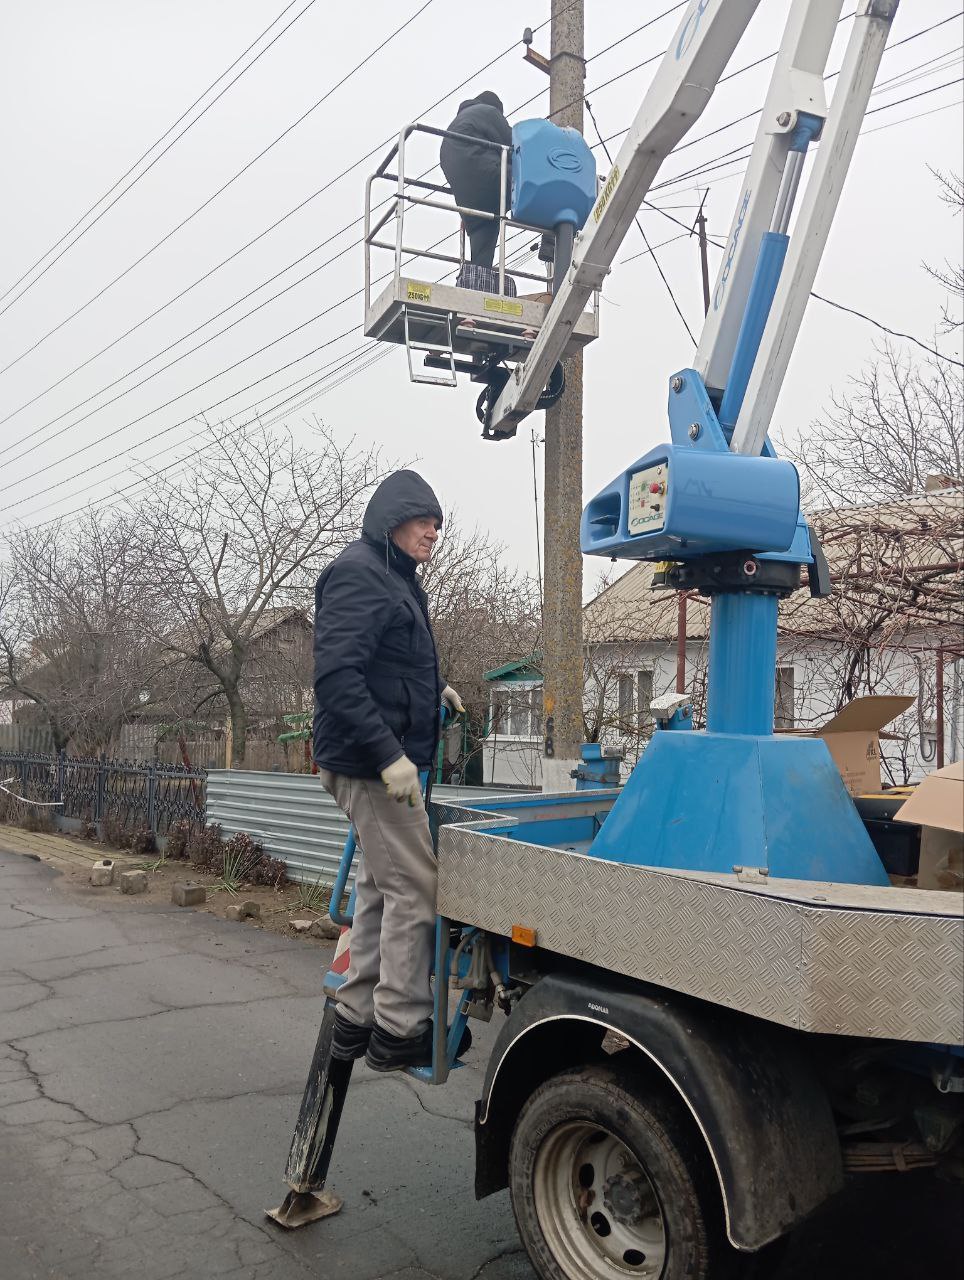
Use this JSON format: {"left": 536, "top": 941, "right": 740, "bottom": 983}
{"left": 437, "top": 823, "right": 964, "bottom": 1045}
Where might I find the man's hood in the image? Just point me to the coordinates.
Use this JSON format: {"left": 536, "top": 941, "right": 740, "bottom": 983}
{"left": 456, "top": 90, "right": 504, "bottom": 114}
{"left": 362, "top": 470, "right": 443, "bottom": 543}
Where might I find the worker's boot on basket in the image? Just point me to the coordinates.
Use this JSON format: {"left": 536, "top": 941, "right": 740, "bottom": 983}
{"left": 365, "top": 1022, "right": 472, "bottom": 1073}
{"left": 330, "top": 1010, "right": 373, "bottom": 1061}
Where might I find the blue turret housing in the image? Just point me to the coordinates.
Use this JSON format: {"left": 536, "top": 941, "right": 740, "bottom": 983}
{"left": 511, "top": 118, "right": 597, "bottom": 231}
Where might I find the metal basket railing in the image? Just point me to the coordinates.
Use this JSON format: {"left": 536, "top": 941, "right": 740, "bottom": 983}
{"left": 364, "top": 121, "right": 589, "bottom": 314}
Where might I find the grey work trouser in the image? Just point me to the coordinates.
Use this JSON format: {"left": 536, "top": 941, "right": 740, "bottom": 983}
{"left": 319, "top": 770, "right": 437, "bottom": 1039}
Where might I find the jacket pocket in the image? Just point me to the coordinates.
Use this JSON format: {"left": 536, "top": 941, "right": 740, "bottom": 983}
{"left": 395, "top": 678, "right": 412, "bottom": 738}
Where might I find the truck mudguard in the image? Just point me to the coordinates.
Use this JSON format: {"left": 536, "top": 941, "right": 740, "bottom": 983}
{"left": 475, "top": 970, "right": 843, "bottom": 1250}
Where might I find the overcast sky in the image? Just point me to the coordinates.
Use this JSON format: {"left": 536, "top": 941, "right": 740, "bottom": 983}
{"left": 1, "top": 0, "right": 961, "bottom": 588}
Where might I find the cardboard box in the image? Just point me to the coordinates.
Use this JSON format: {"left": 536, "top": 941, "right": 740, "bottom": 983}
{"left": 814, "top": 695, "right": 915, "bottom": 798}
{"left": 894, "top": 762, "right": 964, "bottom": 891}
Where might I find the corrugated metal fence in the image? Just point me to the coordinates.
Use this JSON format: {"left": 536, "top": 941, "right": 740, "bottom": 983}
{"left": 206, "top": 770, "right": 522, "bottom": 886}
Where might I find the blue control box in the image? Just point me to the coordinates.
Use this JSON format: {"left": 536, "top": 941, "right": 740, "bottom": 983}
{"left": 581, "top": 445, "right": 801, "bottom": 560}
{"left": 511, "top": 118, "right": 597, "bottom": 230}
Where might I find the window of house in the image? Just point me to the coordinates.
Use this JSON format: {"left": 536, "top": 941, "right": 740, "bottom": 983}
{"left": 775, "top": 666, "right": 795, "bottom": 729}
{"left": 509, "top": 690, "right": 531, "bottom": 736}
{"left": 490, "top": 686, "right": 541, "bottom": 737}
{"left": 617, "top": 674, "right": 634, "bottom": 727}
{"left": 637, "top": 670, "right": 654, "bottom": 730}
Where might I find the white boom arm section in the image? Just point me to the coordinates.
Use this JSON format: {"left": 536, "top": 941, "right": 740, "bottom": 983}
{"left": 730, "top": 0, "right": 898, "bottom": 455}
{"left": 694, "top": 0, "right": 842, "bottom": 397}
{"left": 485, "top": 0, "right": 762, "bottom": 437}
{"left": 485, "top": 0, "right": 899, "bottom": 444}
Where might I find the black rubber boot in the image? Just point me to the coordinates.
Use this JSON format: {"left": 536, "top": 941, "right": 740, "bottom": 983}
{"left": 330, "top": 1011, "right": 373, "bottom": 1061}
{"left": 364, "top": 1022, "right": 472, "bottom": 1073}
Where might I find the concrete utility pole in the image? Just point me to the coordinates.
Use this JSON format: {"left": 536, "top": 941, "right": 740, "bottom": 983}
{"left": 541, "top": 0, "right": 585, "bottom": 791}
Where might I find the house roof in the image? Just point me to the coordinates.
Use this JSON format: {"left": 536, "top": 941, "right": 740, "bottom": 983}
{"left": 484, "top": 656, "right": 542, "bottom": 682}
{"left": 583, "top": 489, "right": 963, "bottom": 645}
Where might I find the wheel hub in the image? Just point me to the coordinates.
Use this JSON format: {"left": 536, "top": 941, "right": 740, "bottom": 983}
{"left": 603, "top": 1171, "right": 654, "bottom": 1227}
{"left": 532, "top": 1122, "right": 667, "bottom": 1277}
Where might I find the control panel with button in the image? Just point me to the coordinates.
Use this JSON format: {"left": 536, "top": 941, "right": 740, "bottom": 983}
{"left": 627, "top": 462, "right": 669, "bottom": 535}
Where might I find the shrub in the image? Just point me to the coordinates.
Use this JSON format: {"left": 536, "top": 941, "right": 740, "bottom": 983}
{"left": 101, "top": 815, "right": 133, "bottom": 849}
{"left": 22, "top": 806, "right": 56, "bottom": 834}
{"left": 220, "top": 832, "right": 264, "bottom": 882}
{"left": 188, "top": 823, "right": 223, "bottom": 870}
{"left": 130, "top": 828, "right": 157, "bottom": 856}
{"left": 0, "top": 788, "right": 17, "bottom": 824}
{"left": 165, "top": 819, "right": 191, "bottom": 861}
{"left": 250, "top": 854, "right": 288, "bottom": 889}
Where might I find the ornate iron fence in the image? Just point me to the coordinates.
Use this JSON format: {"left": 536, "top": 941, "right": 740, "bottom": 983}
{"left": 0, "top": 752, "right": 206, "bottom": 836}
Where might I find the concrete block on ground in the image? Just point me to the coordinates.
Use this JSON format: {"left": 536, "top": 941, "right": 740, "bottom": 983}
{"left": 310, "top": 918, "right": 340, "bottom": 940}
{"left": 289, "top": 918, "right": 313, "bottom": 933}
{"left": 119, "top": 870, "right": 148, "bottom": 895}
{"left": 89, "top": 859, "right": 115, "bottom": 887}
{"left": 171, "top": 881, "right": 206, "bottom": 907}
{"left": 225, "top": 901, "right": 260, "bottom": 923}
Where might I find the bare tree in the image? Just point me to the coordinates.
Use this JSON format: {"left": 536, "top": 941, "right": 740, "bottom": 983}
{"left": 141, "top": 417, "right": 385, "bottom": 765}
{"left": 784, "top": 344, "right": 963, "bottom": 507}
{"left": 0, "top": 510, "right": 165, "bottom": 753}
{"left": 923, "top": 168, "right": 963, "bottom": 335}
{"left": 420, "top": 513, "right": 541, "bottom": 777}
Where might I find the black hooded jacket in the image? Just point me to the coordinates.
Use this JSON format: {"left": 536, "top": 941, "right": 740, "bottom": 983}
{"left": 440, "top": 91, "right": 512, "bottom": 191}
{"left": 312, "top": 471, "right": 444, "bottom": 778}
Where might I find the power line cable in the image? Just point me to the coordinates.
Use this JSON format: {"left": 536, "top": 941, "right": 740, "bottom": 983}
{"left": 861, "top": 94, "right": 962, "bottom": 135}
{"left": 0, "top": 302, "right": 369, "bottom": 504}
{"left": 0, "top": 320, "right": 364, "bottom": 515}
{"left": 0, "top": 10, "right": 570, "bottom": 438}
{"left": 6, "top": 9, "right": 959, "bottom": 509}
{"left": 811, "top": 294, "right": 963, "bottom": 367}
{"left": 0, "top": 175, "right": 537, "bottom": 467}
{"left": 0, "top": 215, "right": 507, "bottom": 512}
{"left": 1, "top": 234, "right": 364, "bottom": 469}
{"left": 7, "top": 213, "right": 504, "bottom": 526}
{"left": 12, "top": 336, "right": 385, "bottom": 529}
{"left": 0, "top": 0, "right": 436, "bottom": 380}
{"left": 594, "top": 11, "right": 963, "bottom": 157}
{"left": 0, "top": 0, "right": 319, "bottom": 316}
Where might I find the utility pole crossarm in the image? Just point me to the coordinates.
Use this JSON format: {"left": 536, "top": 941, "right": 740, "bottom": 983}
{"left": 486, "top": 0, "right": 762, "bottom": 438}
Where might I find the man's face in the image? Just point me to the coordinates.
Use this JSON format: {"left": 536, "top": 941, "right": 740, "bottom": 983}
{"left": 392, "top": 515, "right": 440, "bottom": 563}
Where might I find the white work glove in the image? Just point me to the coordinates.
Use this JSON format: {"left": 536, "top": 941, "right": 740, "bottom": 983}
{"left": 441, "top": 684, "right": 465, "bottom": 715}
{"left": 381, "top": 755, "right": 421, "bottom": 806}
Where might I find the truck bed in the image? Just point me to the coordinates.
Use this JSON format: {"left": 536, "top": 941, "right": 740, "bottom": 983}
{"left": 434, "top": 792, "right": 963, "bottom": 1046}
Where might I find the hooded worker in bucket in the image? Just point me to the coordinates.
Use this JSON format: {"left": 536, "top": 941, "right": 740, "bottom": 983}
{"left": 313, "top": 469, "right": 465, "bottom": 1072}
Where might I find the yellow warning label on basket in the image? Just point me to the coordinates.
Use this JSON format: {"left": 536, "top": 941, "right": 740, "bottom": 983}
{"left": 484, "top": 297, "right": 524, "bottom": 316}
{"left": 593, "top": 164, "right": 620, "bottom": 223}
{"left": 406, "top": 281, "right": 432, "bottom": 303}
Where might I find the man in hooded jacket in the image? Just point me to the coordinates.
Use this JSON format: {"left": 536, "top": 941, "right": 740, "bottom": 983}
{"left": 313, "top": 470, "right": 464, "bottom": 1072}
{"left": 440, "top": 90, "right": 512, "bottom": 269}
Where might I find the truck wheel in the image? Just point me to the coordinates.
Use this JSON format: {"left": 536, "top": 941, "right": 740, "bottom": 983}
{"left": 509, "top": 1067, "right": 728, "bottom": 1280}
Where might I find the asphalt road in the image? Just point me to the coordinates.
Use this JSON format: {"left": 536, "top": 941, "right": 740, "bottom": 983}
{"left": 1, "top": 847, "right": 961, "bottom": 1280}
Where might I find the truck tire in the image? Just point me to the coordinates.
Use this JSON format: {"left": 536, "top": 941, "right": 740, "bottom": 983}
{"left": 509, "top": 1066, "right": 732, "bottom": 1280}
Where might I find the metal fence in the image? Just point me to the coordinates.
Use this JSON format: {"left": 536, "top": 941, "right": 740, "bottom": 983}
{"left": 0, "top": 752, "right": 206, "bottom": 836}
{"left": 207, "top": 770, "right": 523, "bottom": 886}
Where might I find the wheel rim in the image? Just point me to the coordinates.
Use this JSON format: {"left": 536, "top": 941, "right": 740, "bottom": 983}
{"left": 532, "top": 1122, "right": 667, "bottom": 1279}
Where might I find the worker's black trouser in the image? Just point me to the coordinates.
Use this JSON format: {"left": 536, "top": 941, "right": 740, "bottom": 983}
{"left": 441, "top": 154, "right": 503, "bottom": 268}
